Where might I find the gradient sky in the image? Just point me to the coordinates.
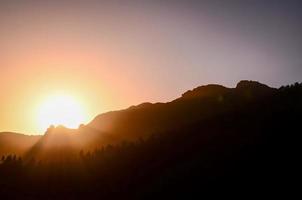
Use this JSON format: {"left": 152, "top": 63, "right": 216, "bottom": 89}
{"left": 0, "top": 0, "right": 301, "bottom": 134}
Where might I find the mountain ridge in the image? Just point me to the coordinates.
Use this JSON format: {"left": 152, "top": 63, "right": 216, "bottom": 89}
{"left": 0, "top": 80, "right": 294, "bottom": 158}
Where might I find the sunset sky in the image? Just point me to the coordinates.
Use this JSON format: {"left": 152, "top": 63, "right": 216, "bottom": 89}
{"left": 0, "top": 0, "right": 301, "bottom": 134}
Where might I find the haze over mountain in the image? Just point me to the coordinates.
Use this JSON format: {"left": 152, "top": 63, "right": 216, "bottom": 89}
{"left": 0, "top": 132, "right": 40, "bottom": 156}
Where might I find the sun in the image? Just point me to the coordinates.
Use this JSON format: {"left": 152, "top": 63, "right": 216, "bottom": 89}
{"left": 37, "top": 94, "right": 87, "bottom": 132}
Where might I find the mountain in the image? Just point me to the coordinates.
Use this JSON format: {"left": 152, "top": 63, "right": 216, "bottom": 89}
{"left": 0, "top": 80, "right": 301, "bottom": 198}
{"left": 87, "top": 80, "right": 277, "bottom": 140}
{"left": 0, "top": 80, "right": 298, "bottom": 159}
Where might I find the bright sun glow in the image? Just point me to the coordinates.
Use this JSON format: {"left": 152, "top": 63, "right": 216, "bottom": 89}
{"left": 37, "top": 94, "right": 87, "bottom": 132}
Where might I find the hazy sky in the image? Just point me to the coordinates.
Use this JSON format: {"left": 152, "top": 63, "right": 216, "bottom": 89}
{"left": 0, "top": 0, "right": 301, "bottom": 134}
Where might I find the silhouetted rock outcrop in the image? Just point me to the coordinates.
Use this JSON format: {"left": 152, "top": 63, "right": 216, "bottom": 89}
{"left": 236, "top": 80, "right": 269, "bottom": 89}
{"left": 181, "top": 84, "right": 229, "bottom": 99}
{"left": 235, "top": 80, "right": 276, "bottom": 99}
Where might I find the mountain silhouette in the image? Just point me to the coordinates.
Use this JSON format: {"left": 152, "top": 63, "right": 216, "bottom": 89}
{"left": 0, "top": 80, "right": 301, "bottom": 199}
{"left": 0, "top": 80, "right": 293, "bottom": 160}
{"left": 87, "top": 80, "right": 277, "bottom": 140}
{"left": 0, "top": 80, "right": 286, "bottom": 158}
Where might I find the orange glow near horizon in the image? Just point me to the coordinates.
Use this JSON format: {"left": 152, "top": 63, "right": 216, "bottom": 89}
{"left": 36, "top": 94, "right": 89, "bottom": 133}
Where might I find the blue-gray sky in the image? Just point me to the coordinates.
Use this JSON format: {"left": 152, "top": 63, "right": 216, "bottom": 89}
{"left": 0, "top": 0, "right": 301, "bottom": 133}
